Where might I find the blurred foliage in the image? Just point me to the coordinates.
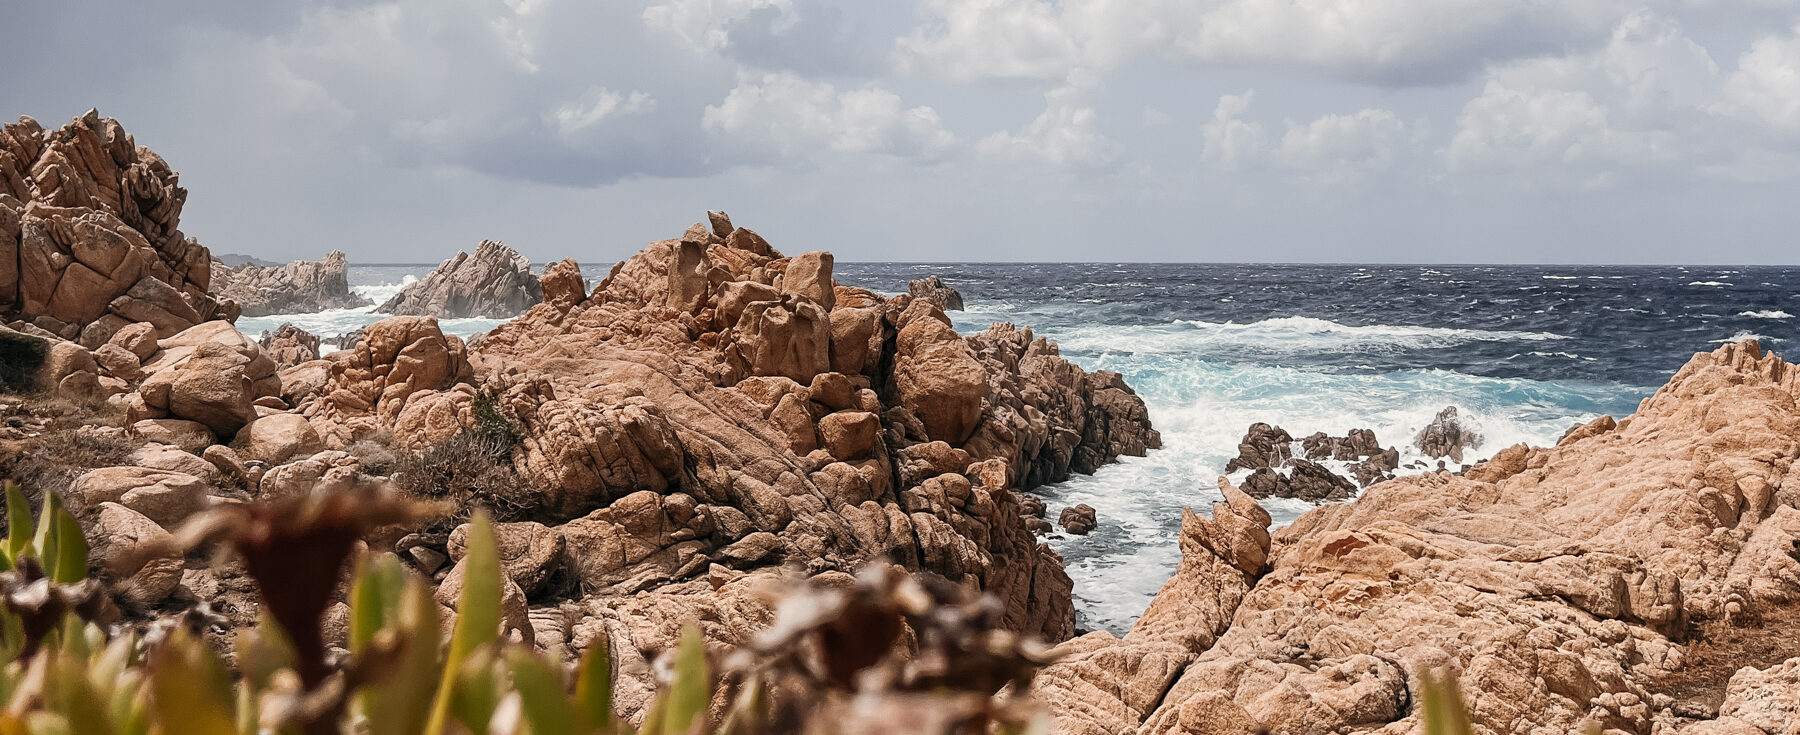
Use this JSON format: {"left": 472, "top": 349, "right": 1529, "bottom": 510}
{"left": 0, "top": 479, "right": 1478, "bottom": 734}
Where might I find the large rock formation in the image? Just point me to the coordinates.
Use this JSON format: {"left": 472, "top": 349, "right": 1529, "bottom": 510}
{"left": 376, "top": 240, "right": 541, "bottom": 318}
{"left": 1, "top": 110, "right": 231, "bottom": 343}
{"left": 449, "top": 213, "right": 1160, "bottom": 646}
{"left": 211, "top": 251, "right": 372, "bottom": 316}
{"left": 1035, "top": 340, "right": 1800, "bottom": 735}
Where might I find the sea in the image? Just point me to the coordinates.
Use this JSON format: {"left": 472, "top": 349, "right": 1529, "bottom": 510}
{"left": 240, "top": 263, "right": 1800, "bottom": 634}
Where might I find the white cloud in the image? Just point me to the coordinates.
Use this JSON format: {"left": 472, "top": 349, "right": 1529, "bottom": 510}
{"left": 643, "top": 0, "right": 796, "bottom": 54}
{"left": 1276, "top": 109, "right": 1406, "bottom": 174}
{"left": 1720, "top": 24, "right": 1800, "bottom": 133}
{"left": 898, "top": 0, "right": 1628, "bottom": 85}
{"left": 1442, "top": 10, "right": 1770, "bottom": 185}
{"left": 702, "top": 71, "right": 956, "bottom": 161}
{"left": 1201, "top": 91, "right": 1268, "bottom": 171}
{"left": 977, "top": 76, "right": 1117, "bottom": 169}
{"left": 1201, "top": 91, "right": 1404, "bottom": 179}
{"left": 548, "top": 88, "right": 657, "bottom": 134}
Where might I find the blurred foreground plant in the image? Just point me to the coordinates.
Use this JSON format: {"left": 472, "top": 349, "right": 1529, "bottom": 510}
{"left": 0, "top": 478, "right": 1476, "bottom": 734}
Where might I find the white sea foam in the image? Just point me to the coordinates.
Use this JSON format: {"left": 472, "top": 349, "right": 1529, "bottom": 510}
{"left": 1019, "top": 348, "right": 1644, "bottom": 633}
{"left": 1711, "top": 331, "right": 1778, "bottom": 344}
{"left": 1739, "top": 310, "right": 1793, "bottom": 320}
{"left": 1688, "top": 281, "right": 1732, "bottom": 287}
{"left": 1036, "top": 316, "right": 1567, "bottom": 357}
{"left": 353, "top": 275, "right": 417, "bottom": 304}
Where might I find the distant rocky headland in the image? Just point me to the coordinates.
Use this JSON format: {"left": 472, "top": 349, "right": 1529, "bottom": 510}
{"left": 5, "top": 111, "right": 1799, "bottom": 734}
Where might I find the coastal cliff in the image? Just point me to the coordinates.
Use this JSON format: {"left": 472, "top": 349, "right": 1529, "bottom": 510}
{"left": 1035, "top": 339, "right": 1800, "bottom": 734}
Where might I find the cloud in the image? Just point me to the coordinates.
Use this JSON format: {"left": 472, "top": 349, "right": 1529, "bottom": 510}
{"left": 1275, "top": 109, "right": 1407, "bottom": 175}
{"left": 548, "top": 89, "right": 657, "bottom": 135}
{"left": 1720, "top": 24, "right": 1800, "bottom": 134}
{"left": 702, "top": 71, "right": 956, "bottom": 162}
{"left": 1440, "top": 10, "right": 1800, "bottom": 185}
{"left": 642, "top": 0, "right": 797, "bottom": 54}
{"left": 897, "top": 0, "right": 1628, "bottom": 85}
{"left": 643, "top": 0, "right": 880, "bottom": 73}
{"left": 1201, "top": 91, "right": 1269, "bottom": 172}
{"left": 977, "top": 75, "right": 1117, "bottom": 169}
{"left": 1202, "top": 91, "right": 1405, "bottom": 179}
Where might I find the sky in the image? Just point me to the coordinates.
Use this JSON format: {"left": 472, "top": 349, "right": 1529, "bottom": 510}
{"left": 6, "top": 0, "right": 1800, "bottom": 264}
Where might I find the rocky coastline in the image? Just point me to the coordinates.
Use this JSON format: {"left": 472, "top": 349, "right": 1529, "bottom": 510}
{"left": 5, "top": 111, "right": 1799, "bottom": 735}
{"left": 210, "top": 250, "right": 372, "bottom": 316}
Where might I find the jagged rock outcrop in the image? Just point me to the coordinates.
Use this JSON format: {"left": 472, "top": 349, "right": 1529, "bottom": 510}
{"left": 1038, "top": 341, "right": 1800, "bottom": 735}
{"left": 452, "top": 214, "right": 1160, "bottom": 647}
{"left": 1415, "top": 404, "right": 1481, "bottom": 463}
{"left": 1239, "top": 458, "right": 1356, "bottom": 502}
{"left": 1227, "top": 423, "right": 1400, "bottom": 498}
{"left": 1, "top": 110, "right": 231, "bottom": 342}
{"left": 908, "top": 275, "right": 964, "bottom": 311}
{"left": 1222, "top": 422, "right": 1292, "bottom": 473}
{"left": 1035, "top": 479, "right": 1273, "bottom": 735}
{"left": 377, "top": 240, "right": 541, "bottom": 318}
{"left": 211, "top": 251, "right": 372, "bottom": 316}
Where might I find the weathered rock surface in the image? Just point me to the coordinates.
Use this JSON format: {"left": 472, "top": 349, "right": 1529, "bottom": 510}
{"left": 1035, "top": 480, "right": 1272, "bottom": 735}
{"left": 86, "top": 502, "right": 185, "bottom": 606}
{"left": 908, "top": 275, "right": 965, "bottom": 311}
{"left": 1, "top": 111, "right": 230, "bottom": 340}
{"left": 1228, "top": 423, "right": 1401, "bottom": 495}
{"left": 296, "top": 316, "right": 476, "bottom": 449}
{"left": 1415, "top": 404, "right": 1481, "bottom": 463}
{"left": 211, "top": 251, "right": 371, "bottom": 316}
{"left": 258, "top": 324, "right": 320, "bottom": 367}
{"left": 134, "top": 320, "right": 280, "bottom": 438}
{"left": 377, "top": 240, "right": 541, "bottom": 318}
{"left": 1059, "top": 503, "right": 1097, "bottom": 535}
{"left": 1239, "top": 459, "right": 1357, "bottom": 502}
{"left": 1037, "top": 341, "right": 1800, "bottom": 735}
{"left": 1222, "top": 422, "right": 1292, "bottom": 473}
{"left": 459, "top": 214, "right": 1159, "bottom": 649}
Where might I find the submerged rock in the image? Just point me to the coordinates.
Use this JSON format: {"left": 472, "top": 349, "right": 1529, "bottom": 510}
{"left": 1059, "top": 504, "right": 1097, "bottom": 535}
{"left": 377, "top": 239, "right": 541, "bottom": 318}
{"left": 1415, "top": 404, "right": 1481, "bottom": 462}
{"left": 908, "top": 275, "right": 965, "bottom": 311}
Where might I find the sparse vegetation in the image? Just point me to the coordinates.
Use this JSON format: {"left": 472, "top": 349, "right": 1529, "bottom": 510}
{"left": 0, "top": 394, "right": 133, "bottom": 505}
{"left": 393, "top": 391, "right": 537, "bottom": 528}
